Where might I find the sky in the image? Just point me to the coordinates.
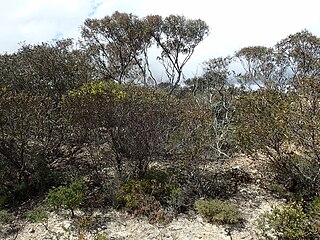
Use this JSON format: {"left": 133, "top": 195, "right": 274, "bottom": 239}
{"left": 0, "top": 0, "right": 319, "bottom": 77}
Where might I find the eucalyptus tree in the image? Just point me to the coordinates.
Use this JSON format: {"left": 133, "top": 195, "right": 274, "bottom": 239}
{"left": 81, "top": 12, "right": 209, "bottom": 89}
{"left": 185, "top": 57, "right": 237, "bottom": 159}
{"left": 275, "top": 30, "right": 320, "bottom": 87}
{"left": 148, "top": 14, "right": 209, "bottom": 93}
{"left": 81, "top": 11, "right": 154, "bottom": 84}
{"left": 234, "top": 30, "right": 320, "bottom": 91}
{"left": 235, "top": 46, "right": 288, "bottom": 90}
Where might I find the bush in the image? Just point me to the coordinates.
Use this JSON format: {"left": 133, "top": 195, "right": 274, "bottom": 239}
{"left": 0, "top": 40, "right": 91, "bottom": 205}
{"left": 195, "top": 199, "right": 243, "bottom": 225}
{"left": 115, "top": 168, "right": 181, "bottom": 223}
{"left": 26, "top": 207, "right": 49, "bottom": 223}
{"left": 236, "top": 86, "right": 320, "bottom": 200}
{"left": 0, "top": 92, "right": 70, "bottom": 206}
{"left": 258, "top": 202, "right": 320, "bottom": 240}
{"left": 0, "top": 210, "right": 13, "bottom": 224}
{"left": 64, "top": 82, "right": 187, "bottom": 178}
{"left": 47, "top": 180, "right": 85, "bottom": 217}
{"left": 167, "top": 165, "right": 251, "bottom": 208}
{"left": 308, "top": 196, "right": 320, "bottom": 233}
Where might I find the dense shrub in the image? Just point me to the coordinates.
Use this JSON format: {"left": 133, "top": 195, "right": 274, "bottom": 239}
{"left": 47, "top": 180, "right": 85, "bottom": 217}
{"left": 64, "top": 82, "right": 205, "bottom": 178}
{"left": 0, "top": 40, "right": 93, "bottom": 100}
{"left": 0, "top": 210, "right": 13, "bottom": 224}
{"left": 26, "top": 207, "right": 49, "bottom": 223}
{"left": 115, "top": 168, "right": 178, "bottom": 218}
{"left": 234, "top": 31, "right": 320, "bottom": 201}
{"left": 0, "top": 91, "right": 69, "bottom": 206}
{"left": 167, "top": 164, "right": 251, "bottom": 207}
{"left": 258, "top": 202, "right": 320, "bottom": 239}
{"left": 236, "top": 82, "right": 320, "bottom": 200}
{"left": 195, "top": 199, "right": 243, "bottom": 224}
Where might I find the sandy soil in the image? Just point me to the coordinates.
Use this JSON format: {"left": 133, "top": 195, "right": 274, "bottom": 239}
{"left": 1, "top": 156, "right": 282, "bottom": 240}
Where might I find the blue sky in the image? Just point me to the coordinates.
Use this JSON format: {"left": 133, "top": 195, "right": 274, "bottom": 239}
{"left": 1, "top": 0, "right": 319, "bottom": 77}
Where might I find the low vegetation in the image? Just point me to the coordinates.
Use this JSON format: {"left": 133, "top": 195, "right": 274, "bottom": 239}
{"left": 195, "top": 199, "right": 243, "bottom": 224}
{"left": 0, "top": 11, "right": 320, "bottom": 239}
{"left": 258, "top": 199, "right": 320, "bottom": 239}
{"left": 46, "top": 181, "right": 85, "bottom": 218}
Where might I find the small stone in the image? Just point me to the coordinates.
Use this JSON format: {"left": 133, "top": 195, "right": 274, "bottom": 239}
{"left": 29, "top": 228, "right": 35, "bottom": 233}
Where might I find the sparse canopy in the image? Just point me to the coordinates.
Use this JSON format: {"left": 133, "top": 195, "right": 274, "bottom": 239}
{"left": 81, "top": 12, "right": 209, "bottom": 92}
{"left": 81, "top": 11, "right": 150, "bottom": 84}
{"left": 235, "top": 30, "right": 320, "bottom": 91}
{"left": 150, "top": 14, "right": 209, "bottom": 93}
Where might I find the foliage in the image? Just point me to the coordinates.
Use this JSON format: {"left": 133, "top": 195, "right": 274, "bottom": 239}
{"left": 0, "top": 39, "right": 92, "bottom": 100}
{"left": 235, "top": 89, "right": 291, "bottom": 156}
{"left": 275, "top": 30, "right": 320, "bottom": 80}
{"left": 149, "top": 14, "right": 209, "bottom": 92}
{"left": 168, "top": 164, "right": 251, "bottom": 208}
{"left": 0, "top": 92, "right": 68, "bottom": 206}
{"left": 81, "top": 12, "right": 209, "bottom": 91}
{"left": 236, "top": 75, "right": 320, "bottom": 199}
{"left": 96, "top": 233, "right": 108, "bottom": 240}
{"left": 81, "top": 11, "right": 151, "bottom": 84}
{"left": 235, "top": 30, "right": 320, "bottom": 91}
{"left": 235, "top": 46, "right": 288, "bottom": 90}
{"left": 47, "top": 180, "right": 85, "bottom": 217}
{"left": 0, "top": 210, "right": 14, "bottom": 224}
{"left": 116, "top": 168, "right": 176, "bottom": 215}
{"left": 258, "top": 202, "right": 320, "bottom": 240}
{"left": 0, "top": 39, "right": 90, "bottom": 206}
{"left": 195, "top": 199, "right": 243, "bottom": 225}
{"left": 26, "top": 207, "right": 49, "bottom": 223}
{"left": 75, "top": 215, "right": 97, "bottom": 231}
{"left": 64, "top": 82, "right": 187, "bottom": 177}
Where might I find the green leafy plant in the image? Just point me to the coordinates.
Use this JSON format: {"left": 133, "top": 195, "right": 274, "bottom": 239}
{"left": 96, "top": 232, "right": 108, "bottom": 240}
{"left": 76, "top": 216, "right": 96, "bottom": 231}
{"left": 116, "top": 168, "right": 177, "bottom": 220}
{"left": 47, "top": 180, "right": 85, "bottom": 217}
{"left": 26, "top": 207, "right": 49, "bottom": 223}
{"left": 65, "top": 82, "right": 187, "bottom": 178}
{"left": 269, "top": 183, "right": 289, "bottom": 199}
{"left": 195, "top": 199, "right": 243, "bottom": 225}
{"left": 0, "top": 210, "right": 13, "bottom": 224}
{"left": 258, "top": 202, "right": 319, "bottom": 240}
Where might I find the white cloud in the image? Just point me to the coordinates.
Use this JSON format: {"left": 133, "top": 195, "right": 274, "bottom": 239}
{"left": 0, "top": 0, "right": 100, "bottom": 52}
{"left": 0, "top": 0, "right": 319, "bottom": 76}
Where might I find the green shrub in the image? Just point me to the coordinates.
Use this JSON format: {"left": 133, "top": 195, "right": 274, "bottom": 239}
{"left": 116, "top": 168, "right": 178, "bottom": 218}
{"left": 195, "top": 199, "right": 243, "bottom": 224}
{"left": 258, "top": 202, "right": 319, "bottom": 240}
{"left": 0, "top": 210, "right": 13, "bottom": 224}
{"left": 308, "top": 196, "right": 320, "bottom": 234}
{"left": 47, "top": 180, "right": 85, "bottom": 217}
{"left": 236, "top": 87, "right": 320, "bottom": 200}
{"left": 116, "top": 179, "right": 148, "bottom": 212}
{"left": 65, "top": 82, "right": 186, "bottom": 178}
{"left": 26, "top": 207, "right": 49, "bottom": 223}
{"left": 96, "top": 232, "right": 107, "bottom": 240}
{"left": 268, "top": 183, "right": 289, "bottom": 199}
{"left": 75, "top": 216, "right": 96, "bottom": 231}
